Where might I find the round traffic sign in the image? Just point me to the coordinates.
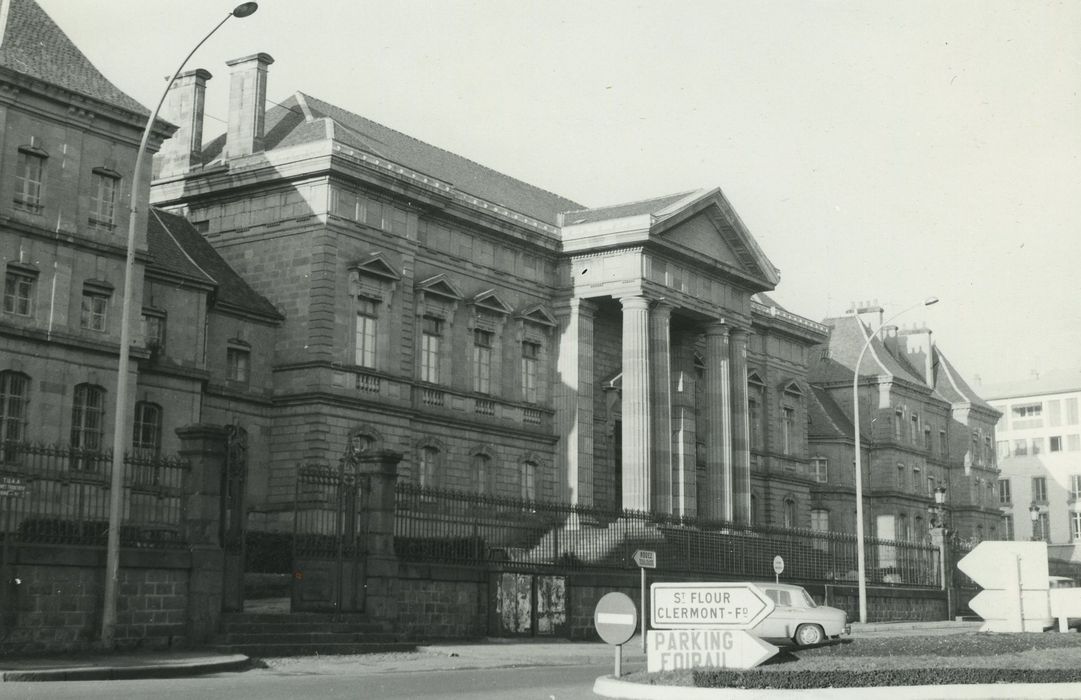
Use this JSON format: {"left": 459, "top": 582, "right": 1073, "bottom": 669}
{"left": 773, "top": 555, "right": 784, "bottom": 576}
{"left": 594, "top": 592, "right": 637, "bottom": 645}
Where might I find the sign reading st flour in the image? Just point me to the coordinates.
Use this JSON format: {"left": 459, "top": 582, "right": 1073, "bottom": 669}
{"left": 651, "top": 581, "right": 774, "bottom": 629}
{"left": 648, "top": 582, "right": 778, "bottom": 672}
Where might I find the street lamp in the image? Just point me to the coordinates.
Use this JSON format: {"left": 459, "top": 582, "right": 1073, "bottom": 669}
{"left": 102, "top": 2, "right": 259, "bottom": 648}
{"left": 851, "top": 296, "right": 939, "bottom": 624}
{"left": 1030, "top": 503, "right": 1042, "bottom": 541}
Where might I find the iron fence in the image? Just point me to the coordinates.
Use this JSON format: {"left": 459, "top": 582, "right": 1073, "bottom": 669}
{"left": 394, "top": 483, "right": 942, "bottom": 585}
{"left": 0, "top": 442, "right": 188, "bottom": 549}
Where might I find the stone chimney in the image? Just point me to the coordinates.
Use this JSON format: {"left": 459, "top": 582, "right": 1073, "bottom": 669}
{"left": 155, "top": 69, "right": 212, "bottom": 178}
{"left": 847, "top": 300, "right": 884, "bottom": 329}
{"left": 900, "top": 327, "right": 935, "bottom": 388}
{"left": 225, "top": 52, "right": 274, "bottom": 159}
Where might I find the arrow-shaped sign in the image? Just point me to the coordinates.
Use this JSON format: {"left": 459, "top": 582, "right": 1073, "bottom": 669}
{"left": 968, "top": 589, "right": 1051, "bottom": 632}
{"left": 647, "top": 629, "right": 778, "bottom": 672}
{"left": 956, "top": 540, "right": 1051, "bottom": 633}
{"left": 651, "top": 582, "right": 775, "bottom": 630}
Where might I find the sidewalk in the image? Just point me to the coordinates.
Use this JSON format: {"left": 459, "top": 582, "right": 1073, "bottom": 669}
{"left": 0, "top": 619, "right": 981, "bottom": 682}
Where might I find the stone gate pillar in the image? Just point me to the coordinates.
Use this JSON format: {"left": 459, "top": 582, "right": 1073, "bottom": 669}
{"left": 357, "top": 450, "right": 402, "bottom": 624}
{"left": 176, "top": 424, "right": 227, "bottom": 645}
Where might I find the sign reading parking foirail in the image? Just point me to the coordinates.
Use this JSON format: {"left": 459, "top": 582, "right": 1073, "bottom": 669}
{"left": 647, "top": 582, "right": 778, "bottom": 672}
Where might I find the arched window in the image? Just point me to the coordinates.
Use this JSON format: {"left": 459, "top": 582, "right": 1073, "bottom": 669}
{"left": 783, "top": 497, "right": 796, "bottom": 529}
{"left": 473, "top": 453, "right": 490, "bottom": 496}
{"left": 71, "top": 383, "right": 105, "bottom": 470}
{"left": 132, "top": 401, "right": 162, "bottom": 456}
{"left": 419, "top": 446, "right": 439, "bottom": 488}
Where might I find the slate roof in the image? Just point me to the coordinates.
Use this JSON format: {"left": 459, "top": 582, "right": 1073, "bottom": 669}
{"left": 561, "top": 191, "right": 696, "bottom": 225}
{"left": 148, "top": 208, "right": 282, "bottom": 322}
{"left": 0, "top": 0, "right": 147, "bottom": 116}
{"left": 977, "top": 369, "right": 1081, "bottom": 402}
{"left": 809, "top": 315, "right": 927, "bottom": 387}
{"left": 931, "top": 347, "right": 997, "bottom": 412}
{"left": 807, "top": 385, "right": 863, "bottom": 441}
{"left": 201, "top": 92, "right": 583, "bottom": 226}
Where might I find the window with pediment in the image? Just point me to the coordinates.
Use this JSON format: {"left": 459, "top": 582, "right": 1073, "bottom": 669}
{"left": 516, "top": 304, "right": 555, "bottom": 405}
{"left": 349, "top": 253, "right": 400, "bottom": 372}
{"left": 415, "top": 275, "right": 462, "bottom": 386}
{"left": 469, "top": 290, "right": 511, "bottom": 396}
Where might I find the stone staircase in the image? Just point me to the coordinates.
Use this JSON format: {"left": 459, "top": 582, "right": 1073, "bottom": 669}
{"left": 211, "top": 612, "right": 416, "bottom": 657}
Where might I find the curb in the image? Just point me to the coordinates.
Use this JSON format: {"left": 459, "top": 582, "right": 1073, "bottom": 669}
{"left": 1, "top": 654, "right": 254, "bottom": 682}
{"left": 593, "top": 676, "right": 1081, "bottom": 700}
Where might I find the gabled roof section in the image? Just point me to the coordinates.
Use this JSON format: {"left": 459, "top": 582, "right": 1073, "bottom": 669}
{"left": 471, "top": 290, "right": 512, "bottom": 315}
{"left": 349, "top": 252, "right": 400, "bottom": 281}
{"left": 149, "top": 208, "right": 282, "bottom": 323}
{"left": 807, "top": 386, "right": 862, "bottom": 441}
{"left": 518, "top": 304, "right": 557, "bottom": 327}
{"left": 932, "top": 346, "right": 998, "bottom": 413}
{"left": 201, "top": 92, "right": 583, "bottom": 225}
{"left": 0, "top": 0, "right": 148, "bottom": 117}
{"left": 416, "top": 274, "right": 463, "bottom": 301}
{"left": 561, "top": 191, "right": 695, "bottom": 226}
{"left": 809, "top": 315, "right": 926, "bottom": 387}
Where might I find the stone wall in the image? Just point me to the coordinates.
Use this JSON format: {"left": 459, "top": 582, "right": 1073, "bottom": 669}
{"left": 394, "top": 563, "right": 487, "bottom": 640}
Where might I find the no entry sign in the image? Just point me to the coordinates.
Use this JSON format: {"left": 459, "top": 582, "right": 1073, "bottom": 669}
{"left": 594, "top": 592, "right": 638, "bottom": 645}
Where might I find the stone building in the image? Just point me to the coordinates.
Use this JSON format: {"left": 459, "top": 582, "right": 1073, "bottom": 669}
{"left": 806, "top": 307, "right": 1003, "bottom": 545}
{"left": 147, "top": 54, "right": 833, "bottom": 531}
{"left": 982, "top": 370, "right": 1081, "bottom": 560}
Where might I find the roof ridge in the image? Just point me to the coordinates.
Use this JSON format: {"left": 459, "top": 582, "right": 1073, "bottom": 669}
{"left": 562, "top": 190, "right": 697, "bottom": 216}
{"left": 297, "top": 91, "right": 581, "bottom": 208}
{"left": 0, "top": 1, "right": 11, "bottom": 50}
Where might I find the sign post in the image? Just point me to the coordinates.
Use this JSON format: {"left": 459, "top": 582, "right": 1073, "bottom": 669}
{"left": 773, "top": 555, "right": 784, "bottom": 584}
{"left": 594, "top": 592, "right": 638, "bottom": 678}
{"left": 633, "top": 549, "right": 656, "bottom": 651}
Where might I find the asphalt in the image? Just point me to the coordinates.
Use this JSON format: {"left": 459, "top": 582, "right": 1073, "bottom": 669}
{"left": 0, "top": 620, "right": 981, "bottom": 683}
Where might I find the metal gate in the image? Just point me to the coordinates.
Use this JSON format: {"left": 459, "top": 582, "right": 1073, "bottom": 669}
{"left": 492, "top": 573, "right": 567, "bottom": 637}
{"left": 221, "top": 425, "right": 248, "bottom": 612}
{"left": 291, "top": 458, "right": 368, "bottom": 613}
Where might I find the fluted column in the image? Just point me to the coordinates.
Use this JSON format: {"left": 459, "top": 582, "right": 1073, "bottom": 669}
{"left": 671, "top": 333, "right": 697, "bottom": 517}
{"left": 620, "top": 295, "right": 652, "bottom": 511}
{"left": 729, "top": 328, "right": 751, "bottom": 524}
{"left": 703, "top": 321, "right": 732, "bottom": 521}
{"left": 649, "top": 301, "right": 674, "bottom": 514}
{"left": 554, "top": 298, "right": 595, "bottom": 508}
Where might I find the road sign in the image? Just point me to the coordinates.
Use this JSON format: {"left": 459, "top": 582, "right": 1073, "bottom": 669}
{"left": 647, "top": 629, "right": 778, "bottom": 672}
{"left": 772, "top": 555, "right": 784, "bottom": 582}
{"left": 633, "top": 550, "right": 656, "bottom": 569}
{"left": 957, "top": 540, "right": 1050, "bottom": 632}
{"left": 595, "top": 592, "right": 638, "bottom": 645}
{"left": 651, "top": 582, "right": 775, "bottom": 630}
{"left": 0, "top": 476, "right": 26, "bottom": 498}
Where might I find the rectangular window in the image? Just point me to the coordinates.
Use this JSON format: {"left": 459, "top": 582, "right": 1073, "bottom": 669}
{"left": 782, "top": 407, "right": 795, "bottom": 455}
{"left": 1032, "top": 476, "right": 1048, "bottom": 502}
{"left": 894, "top": 410, "right": 903, "bottom": 440}
{"left": 14, "top": 149, "right": 45, "bottom": 211}
{"left": 133, "top": 402, "right": 162, "bottom": 456}
{"left": 910, "top": 414, "right": 919, "bottom": 444}
{"left": 1032, "top": 438, "right": 1044, "bottom": 455}
{"left": 927, "top": 475, "right": 935, "bottom": 497}
{"left": 998, "top": 478, "right": 1012, "bottom": 505}
{"left": 749, "top": 397, "right": 763, "bottom": 450}
{"left": 80, "top": 291, "right": 108, "bottom": 331}
{"left": 420, "top": 316, "right": 443, "bottom": 384}
{"left": 1037, "top": 512, "right": 1050, "bottom": 542}
{"left": 3, "top": 268, "right": 35, "bottom": 316}
{"left": 924, "top": 427, "right": 932, "bottom": 451}
{"left": 1072, "top": 475, "right": 1081, "bottom": 500}
{"left": 354, "top": 298, "right": 377, "bottom": 368}
{"left": 997, "top": 440, "right": 1010, "bottom": 459}
{"left": 521, "top": 341, "right": 540, "bottom": 403}
{"left": 1072, "top": 512, "right": 1081, "bottom": 542}
{"left": 473, "top": 329, "right": 493, "bottom": 394}
{"left": 70, "top": 384, "right": 105, "bottom": 469}
{"left": 227, "top": 346, "right": 250, "bottom": 383}
{"left": 1004, "top": 514, "right": 1015, "bottom": 541}
{"left": 810, "top": 509, "right": 829, "bottom": 551}
{"left": 1014, "top": 439, "right": 1028, "bottom": 456}
{"left": 811, "top": 457, "right": 827, "bottom": 483}
{"left": 1013, "top": 403, "right": 1042, "bottom": 418}
{"left": 1069, "top": 435, "right": 1081, "bottom": 452}
{"left": 0, "top": 371, "right": 29, "bottom": 449}
{"left": 89, "top": 170, "right": 118, "bottom": 228}
{"left": 939, "top": 430, "right": 948, "bottom": 456}
{"left": 141, "top": 311, "right": 166, "bottom": 352}
{"left": 520, "top": 461, "right": 536, "bottom": 501}
{"left": 1051, "top": 436, "right": 1063, "bottom": 453}
{"left": 1067, "top": 399, "right": 1079, "bottom": 425}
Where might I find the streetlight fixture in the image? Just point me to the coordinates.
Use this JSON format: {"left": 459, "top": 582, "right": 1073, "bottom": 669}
{"left": 1030, "top": 503, "right": 1042, "bottom": 541}
{"left": 102, "top": 2, "right": 259, "bottom": 648}
{"left": 851, "top": 296, "right": 939, "bottom": 624}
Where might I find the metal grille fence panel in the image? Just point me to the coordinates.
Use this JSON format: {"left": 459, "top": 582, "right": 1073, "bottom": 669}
{"left": 395, "top": 483, "right": 943, "bottom": 585}
{"left": 0, "top": 442, "right": 188, "bottom": 548}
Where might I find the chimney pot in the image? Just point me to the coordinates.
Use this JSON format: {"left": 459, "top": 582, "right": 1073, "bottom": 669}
{"left": 226, "top": 52, "right": 274, "bottom": 159}
{"left": 155, "top": 68, "right": 213, "bottom": 177}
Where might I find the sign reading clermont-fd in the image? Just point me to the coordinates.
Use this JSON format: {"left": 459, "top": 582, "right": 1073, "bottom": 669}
{"left": 651, "top": 582, "right": 774, "bottom": 630}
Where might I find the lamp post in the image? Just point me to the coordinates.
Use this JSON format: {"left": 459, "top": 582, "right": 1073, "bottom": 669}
{"left": 102, "top": 2, "right": 259, "bottom": 648}
{"left": 851, "top": 296, "right": 939, "bottom": 624}
{"left": 1030, "top": 503, "right": 1042, "bottom": 541}
{"left": 928, "top": 486, "right": 950, "bottom": 618}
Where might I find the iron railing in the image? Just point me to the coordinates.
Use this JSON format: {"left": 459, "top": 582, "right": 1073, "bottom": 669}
{"left": 0, "top": 442, "right": 189, "bottom": 548}
{"left": 395, "top": 483, "right": 943, "bottom": 585}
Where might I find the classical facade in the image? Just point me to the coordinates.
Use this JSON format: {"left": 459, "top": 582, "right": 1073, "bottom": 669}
{"left": 806, "top": 308, "right": 1003, "bottom": 544}
{"left": 982, "top": 370, "right": 1081, "bottom": 560}
{"left": 144, "top": 53, "right": 834, "bottom": 530}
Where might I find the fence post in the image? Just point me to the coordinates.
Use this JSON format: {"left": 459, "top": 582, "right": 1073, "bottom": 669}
{"left": 357, "top": 450, "right": 402, "bottom": 624}
{"left": 176, "top": 424, "right": 227, "bottom": 645}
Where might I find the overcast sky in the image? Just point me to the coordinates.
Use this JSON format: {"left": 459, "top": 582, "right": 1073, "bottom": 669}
{"left": 37, "top": 0, "right": 1081, "bottom": 387}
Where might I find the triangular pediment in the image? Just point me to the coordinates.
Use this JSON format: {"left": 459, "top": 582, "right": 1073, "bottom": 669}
{"left": 651, "top": 189, "right": 780, "bottom": 288}
{"left": 350, "top": 253, "right": 400, "bottom": 281}
{"left": 518, "top": 304, "right": 556, "bottom": 327}
{"left": 416, "top": 274, "right": 462, "bottom": 301}
{"left": 472, "top": 289, "right": 512, "bottom": 315}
